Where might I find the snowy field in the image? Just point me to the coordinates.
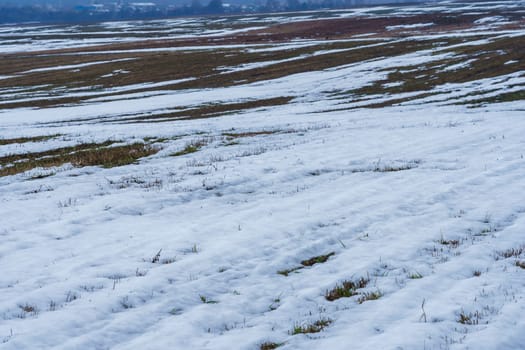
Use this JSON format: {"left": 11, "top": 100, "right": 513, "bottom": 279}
{"left": 1, "top": 1, "right": 525, "bottom": 349}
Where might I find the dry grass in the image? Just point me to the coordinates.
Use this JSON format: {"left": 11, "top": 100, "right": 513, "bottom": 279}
{"left": 457, "top": 310, "right": 481, "bottom": 325}
{"left": 0, "top": 134, "right": 61, "bottom": 146}
{"left": 300, "top": 252, "right": 335, "bottom": 266}
{"left": 325, "top": 277, "right": 369, "bottom": 301}
{"left": 357, "top": 291, "right": 382, "bottom": 304}
{"left": 171, "top": 139, "right": 209, "bottom": 157}
{"left": 0, "top": 142, "right": 158, "bottom": 177}
{"left": 0, "top": 36, "right": 451, "bottom": 110}
{"left": 373, "top": 164, "right": 417, "bottom": 172}
{"left": 515, "top": 260, "right": 525, "bottom": 269}
{"left": 329, "top": 34, "right": 525, "bottom": 108}
{"left": 438, "top": 236, "right": 460, "bottom": 248}
{"left": 18, "top": 304, "right": 39, "bottom": 318}
{"left": 409, "top": 272, "right": 423, "bottom": 279}
{"left": 19, "top": 304, "right": 37, "bottom": 313}
{"left": 278, "top": 252, "right": 335, "bottom": 276}
{"left": 70, "top": 143, "right": 157, "bottom": 167}
{"left": 1, "top": 140, "right": 115, "bottom": 165}
{"left": 291, "top": 318, "right": 332, "bottom": 335}
{"left": 0, "top": 40, "right": 373, "bottom": 109}
{"left": 223, "top": 130, "right": 280, "bottom": 139}
{"left": 459, "top": 89, "right": 525, "bottom": 106}
{"left": 497, "top": 245, "right": 525, "bottom": 259}
{"left": 259, "top": 342, "right": 282, "bottom": 350}
{"left": 199, "top": 295, "right": 218, "bottom": 304}
{"left": 277, "top": 266, "right": 303, "bottom": 276}
{"left": 178, "top": 38, "right": 452, "bottom": 92}
{"left": 122, "top": 97, "right": 292, "bottom": 124}
{"left": 2, "top": 10, "right": 522, "bottom": 112}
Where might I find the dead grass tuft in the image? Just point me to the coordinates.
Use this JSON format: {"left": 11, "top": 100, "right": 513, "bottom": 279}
{"left": 301, "top": 252, "right": 335, "bottom": 266}
{"left": 278, "top": 252, "right": 335, "bottom": 276}
{"left": 260, "top": 342, "right": 282, "bottom": 350}
{"left": 18, "top": 304, "right": 39, "bottom": 318}
{"left": 497, "top": 245, "right": 525, "bottom": 259}
{"left": 199, "top": 295, "right": 218, "bottom": 304}
{"left": 171, "top": 139, "right": 209, "bottom": 157}
{"left": 357, "top": 291, "right": 382, "bottom": 304}
{"left": 291, "top": 318, "right": 332, "bottom": 335}
{"left": 457, "top": 310, "right": 481, "bottom": 325}
{"left": 325, "top": 277, "right": 369, "bottom": 301}
{"left": 515, "top": 260, "right": 525, "bottom": 269}
{"left": 438, "top": 236, "right": 460, "bottom": 248}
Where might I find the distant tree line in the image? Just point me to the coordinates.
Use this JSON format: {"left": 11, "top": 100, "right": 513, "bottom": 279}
{"left": 264, "top": 0, "right": 374, "bottom": 12}
{"left": 0, "top": 0, "right": 420, "bottom": 24}
{"left": 0, "top": 1, "right": 227, "bottom": 23}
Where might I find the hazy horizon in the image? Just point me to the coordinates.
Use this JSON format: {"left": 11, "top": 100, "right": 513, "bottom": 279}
{"left": 0, "top": 0, "right": 428, "bottom": 7}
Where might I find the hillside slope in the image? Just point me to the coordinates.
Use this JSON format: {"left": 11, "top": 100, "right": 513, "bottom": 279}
{"left": 1, "top": 2, "right": 524, "bottom": 349}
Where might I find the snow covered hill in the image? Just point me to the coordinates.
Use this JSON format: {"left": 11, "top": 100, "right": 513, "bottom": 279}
{"left": 1, "top": 2, "right": 524, "bottom": 349}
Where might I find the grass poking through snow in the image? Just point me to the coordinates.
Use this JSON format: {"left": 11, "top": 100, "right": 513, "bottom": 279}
{"left": 278, "top": 252, "right": 335, "bottom": 276}
{"left": 259, "top": 342, "right": 283, "bottom": 350}
{"left": 357, "top": 291, "right": 382, "bottom": 304}
{"left": 300, "top": 252, "right": 335, "bottom": 266}
{"left": 0, "top": 142, "right": 158, "bottom": 177}
{"left": 0, "top": 134, "right": 61, "bottom": 146}
{"left": 291, "top": 318, "right": 332, "bottom": 335}
{"left": 170, "top": 139, "right": 209, "bottom": 157}
{"left": 325, "top": 277, "right": 369, "bottom": 301}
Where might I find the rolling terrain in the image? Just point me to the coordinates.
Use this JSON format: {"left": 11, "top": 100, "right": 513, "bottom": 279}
{"left": 1, "top": 1, "right": 525, "bottom": 349}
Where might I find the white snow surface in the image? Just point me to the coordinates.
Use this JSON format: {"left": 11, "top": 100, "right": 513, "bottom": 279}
{"left": 386, "top": 22, "right": 435, "bottom": 31}
{"left": 2, "top": 100, "right": 525, "bottom": 350}
{"left": 20, "top": 58, "right": 137, "bottom": 74}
